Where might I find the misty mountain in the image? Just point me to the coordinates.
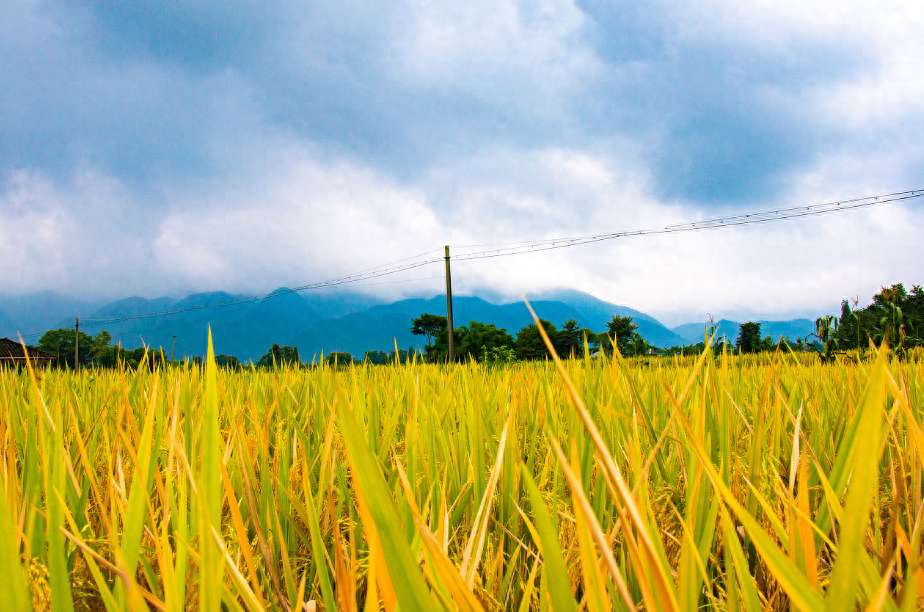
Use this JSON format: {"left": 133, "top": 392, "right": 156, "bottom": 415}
{"left": 298, "top": 291, "right": 386, "bottom": 319}
{"left": 0, "top": 291, "right": 104, "bottom": 337}
{"left": 0, "top": 289, "right": 386, "bottom": 359}
{"left": 91, "top": 296, "right": 179, "bottom": 319}
{"left": 0, "top": 306, "right": 13, "bottom": 331}
{"left": 293, "top": 296, "right": 595, "bottom": 359}
{"left": 291, "top": 295, "right": 690, "bottom": 359}
{"left": 83, "top": 290, "right": 320, "bottom": 361}
{"left": 528, "top": 288, "right": 686, "bottom": 348}
{"left": 531, "top": 288, "right": 662, "bottom": 325}
{"left": 0, "top": 288, "right": 818, "bottom": 361}
{"left": 0, "top": 289, "right": 684, "bottom": 360}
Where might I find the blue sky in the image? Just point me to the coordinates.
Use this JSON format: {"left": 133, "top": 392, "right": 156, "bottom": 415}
{"left": 1, "top": 0, "right": 922, "bottom": 323}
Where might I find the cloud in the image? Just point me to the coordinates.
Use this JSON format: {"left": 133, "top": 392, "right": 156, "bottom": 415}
{"left": 0, "top": 169, "right": 162, "bottom": 295}
{"left": 1, "top": 0, "right": 923, "bottom": 322}
{"left": 1, "top": 140, "right": 921, "bottom": 324}
{"left": 420, "top": 146, "right": 924, "bottom": 323}
{"left": 151, "top": 145, "right": 443, "bottom": 293}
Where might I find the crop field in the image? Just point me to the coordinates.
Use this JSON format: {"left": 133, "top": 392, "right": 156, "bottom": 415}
{"left": 2, "top": 333, "right": 923, "bottom": 611}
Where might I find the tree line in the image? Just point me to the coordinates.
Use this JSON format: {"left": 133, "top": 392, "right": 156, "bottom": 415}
{"left": 22, "top": 314, "right": 647, "bottom": 369}
{"left": 823, "top": 283, "right": 922, "bottom": 359}
{"left": 26, "top": 331, "right": 415, "bottom": 370}
{"left": 34, "top": 329, "right": 151, "bottom": 369}
{"left": 410, "top": 313, "right": 650, "bottom": 363}
{"left": 724, "top": 283, "right": 923, "bottom": 359}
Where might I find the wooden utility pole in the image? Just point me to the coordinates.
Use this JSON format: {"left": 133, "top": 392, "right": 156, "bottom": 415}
{"left": 444, "top": 245, "right": 455, "bottom": 362}
{"left": 172, "top": 335, "right": 177, "bottom": 362}
{"left": 74, "top": 317, "right": 79, "bottom": 372}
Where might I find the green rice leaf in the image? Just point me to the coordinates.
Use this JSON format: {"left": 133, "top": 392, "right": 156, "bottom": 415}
{"left": 0, "top": 491, "right": 30, "bottom": 612}
{"left": 520, "top": 464, "right": 577, "bottom": 612}
{"left": 199, "top": 327, "right": 225, "bottom": 612}
{"left": 337, "top": 397, "right": 439, "bottom": 612}
{"left": 825, "top": 345, "right": 888, "bottom": 610}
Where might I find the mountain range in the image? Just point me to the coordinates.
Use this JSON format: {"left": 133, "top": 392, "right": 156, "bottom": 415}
{"left": 0, "top": 289, "right": 818, "bottom": 362}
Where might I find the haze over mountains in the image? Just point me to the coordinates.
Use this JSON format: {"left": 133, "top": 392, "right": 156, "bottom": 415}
{"left": 0, "top": 289, "right": 816, "bottom": 362}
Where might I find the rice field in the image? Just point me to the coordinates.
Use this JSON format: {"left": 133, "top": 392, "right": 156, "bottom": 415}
{"left": 2, "top": 328, "right": 923, "bottom": 611}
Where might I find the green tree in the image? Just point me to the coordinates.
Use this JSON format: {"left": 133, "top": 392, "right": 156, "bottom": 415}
{"left": 411, "top": 314, "right": 448, "bottom": 360}
{"left": 811, "top": 315, "right": 839, "bottom": 362}
{"left": 625, "top": 333, "right": 651, "bottom": 357}
{"left": 555, "top": 319, "right": 595, "bottom": 358}
{"left": 116, "top": 347, "right": 151, "bottom": 370}
{"left": 482, "top": 345, "right": 518, "bottom": 365}
{"left": 835, "top": 283, "right": 923, "bottom": 354}
{"left": 599, "top": 315, "right": 641, "bottom": 356}
{"left": 873, "top": 283, "right": 908, "bottom": 308}
{"left": 214, "top": 354, "right": 240, "bottom": 368}
{"left": 736, "top": 321, "right": 761, "bottom": 354}
{"left": 38, "top": 328, "right": 95, "bottom": 369}
{"left": 89, "top": 331, "right": 112, "bottom": 364}
{"left": 326, "top": 351, "right": 353, "bottom": 366}
{"left": 363, "top": 350, "right": 389, "bottom": 365}
{"left": 430, "top": 321, "right": 514, "bottom": 362}
{"left": 515, "top": 319, "right": 558, "bottom": 361}
{"left": 456, "top": 321, "right": 514, "bottom": 362}
{"left": 94, "top": 345, "right": 121, "bottom": 368}
{"left": 93, "top": 343, "right": 144, "bottom": 368}
{"left": 388, "top": 347, "right": 418, "bottom": 364}
{"left": 873, "top": 285, "right": 912, "bottom": 351}
{"left": 256, "top": 344, "right": 301, "bottom": 367}
{"left": 836, "top": 298, "right": 866, "bottom": 351}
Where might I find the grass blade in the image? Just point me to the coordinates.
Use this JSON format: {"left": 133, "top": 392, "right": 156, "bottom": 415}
{"left": 826, "top": 345, "right": 889, "bottom": 610}
{"left": 0, "top": 487, "right": 30, "bottom": 612}
{"left": 199, "top": 327, "right": 225, "bottom": 611}
{"left": 520, "top": 464, "right": 577, "bottom": 612}
{"left": 337, "top": 397, "right": 439, "bottom": 611}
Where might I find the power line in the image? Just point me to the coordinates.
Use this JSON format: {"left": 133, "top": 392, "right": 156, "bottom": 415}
{"left": 10, "top": 187, "right": 923, "bottom": 337}
{"left": 449, "top": 188, "right": 923, "bottom": 261}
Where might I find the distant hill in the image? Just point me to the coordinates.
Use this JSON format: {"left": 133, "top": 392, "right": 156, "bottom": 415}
{"left": 672, "top": 319, "right": 816, "bottom": 345}
{"left": 91, "top": 296, "right": 178, "bottom": 319}
{"left": 0, "top": 288, "right": 819, "bottom": 361}
{"left": 88, "top": 290, "right": 323, "bottom": 361}
{"left": 291, "top": 294, "right": 688, "bottom": 359}
{"left": 0, "top": 306, "right": 13, "bottom": 332}
{"left": 0, "top": 291, "right": 103, "bottom": 337}
{"left": 298, "top": 291, "right": 385, "bottom": 319}
{"left": 534, "top": 290, "right": 685, "bottom": 348}
{"left": 0, "top": 289, "right": 389, "bottom": 361}
{"left": 293, "top": 296, "right": 597, "bottom": 359}
{"left": 531, "top": 288, "right": 662, "bottom": 325}
{"left": 93, "top": 291, "right": 688, "bottom": 360}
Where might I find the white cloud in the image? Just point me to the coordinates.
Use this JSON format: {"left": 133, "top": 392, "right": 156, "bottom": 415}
{"left": 672, "top": 0, "right": 921, "bottom": 47}
{"left": 395, "top": 0, "right": 600, "bottom": 117}
{"left": 0, "top": 169, "right": 159, "bottom": 296}
{"left": 152, "top": 148, "right": 444, "bottom": 293}
{"left": 2, "top": 138, "right": 921, "bottom": 324}
{"left": 1, "top": 0, "right": 923, "bottom": 326}
{"left": 669, "top": 0, "right": 924, "bottom": 127}
{"left": 414, "top": 146, "right": 924, "bottom": 324}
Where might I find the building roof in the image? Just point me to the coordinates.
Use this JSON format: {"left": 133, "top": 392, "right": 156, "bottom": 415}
{"left": 0, "top": 338, "right": 56, "bottom": 361}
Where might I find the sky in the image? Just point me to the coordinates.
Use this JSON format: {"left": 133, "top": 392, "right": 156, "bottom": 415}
{"left": 1, "top": 0, "right": 922, "bottom": 325}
